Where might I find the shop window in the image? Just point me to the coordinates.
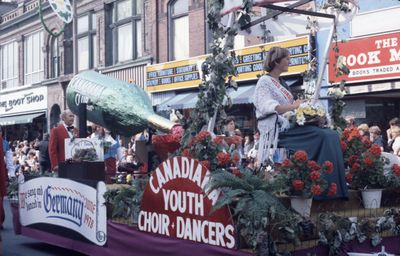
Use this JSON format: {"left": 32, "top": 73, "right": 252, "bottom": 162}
{"left": 0, "top": 41, "right": 18, "bottom": 90}
{"left": 50, "top": 37, "right": 60, "bottom": 78}
{"left": 77, "top": 12, "right": 97, "bottom": 71}
{"left": 169, "top": 0, "right": 189, "bottom": 60}
{"left": 109, "top": 0, "right": 142, "bottom": 64}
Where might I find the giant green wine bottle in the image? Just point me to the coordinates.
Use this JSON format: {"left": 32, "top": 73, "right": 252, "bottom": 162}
{"left": 66, "top": 71, "right": 176, "bottom": 136}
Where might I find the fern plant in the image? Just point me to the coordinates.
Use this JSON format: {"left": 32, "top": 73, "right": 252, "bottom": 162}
{"left": 208, "top": 168, "right": 303, "bottom": 255}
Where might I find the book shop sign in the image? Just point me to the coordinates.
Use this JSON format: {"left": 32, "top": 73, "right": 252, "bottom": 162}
{"left": 139, "top": 156, "right": 235, "bottom": 249}
{"left": 19, "top": 177, "right": 107, "bottom": 246}
{"left": 328, "top": 31, "right": 400, "bottom": 84}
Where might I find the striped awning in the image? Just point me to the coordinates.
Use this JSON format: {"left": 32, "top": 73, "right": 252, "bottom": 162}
{"left": 0, "top": 112, "right": 44, "bottom": 126}
{"left": 156, "top": 85, "right": 255, "bottom": 111}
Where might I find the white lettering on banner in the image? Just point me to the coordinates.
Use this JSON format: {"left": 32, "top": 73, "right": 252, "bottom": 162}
{"left": 149, "top": 158, "right": 220, "bottom": 206}
{"left": 175, "top": 217, "right": 235, "bottom": 248}
{"left": 375, "top": 37, "right": 398, "bottom": 49}
{"left": 138, "top": 211, "right": 170, "bottom": 236}
{"left": 0, "top": 87, "right": 47, "bottom": 115}
{"left": 18, "top": 177, "right": 107, "bottom": 246}
{"left": 348, "top": 64, "right": 400, "bottom": 78}
{"left": 343, "top": 51, "right": 381, "bottom": 67}
{"left": 390, "top": 48, "right": 400, "bottom": 62}
{"left": 162, "top": 189, "right": 204, "bottom": 216}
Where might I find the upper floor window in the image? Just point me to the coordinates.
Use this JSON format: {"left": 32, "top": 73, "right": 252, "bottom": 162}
{"left": 24, "top": 31, "right": 44, "bottom": 85}
{"left": 111, "top": 0, "right": 142, "bottom": 63}
{"left": 0, "top": 41, "right": 18, "bottom": 90}
{"left": 50, "top": 37, "right": 60, "bottom": 78}
{"left": 169, "top": 0, "right": 189, "bottom": 60}
{"left": 77, "top": 12, "right": 97, "bottom": 71}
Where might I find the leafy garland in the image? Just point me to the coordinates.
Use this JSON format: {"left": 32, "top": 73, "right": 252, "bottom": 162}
{"left": 180, "top": 0, "right": 254, "bottom": 145}
{"left": 318, "top": 209, "right": 400, "bottom": 256}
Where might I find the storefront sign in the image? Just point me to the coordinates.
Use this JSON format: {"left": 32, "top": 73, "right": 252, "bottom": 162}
{"left": 328, "top": 31, "right": 400, "bottom": 84}
{"left": 0, "top": 87, "right": 47, "bottom": 115}
{"left": 18, "top": 177, "right": 107, "bottom": 246}
{"left": 138, "top": 156, "right": 235, "bottom": 249}
{"left": 64, "top": 138, "right": 104, "bottom": 161}
{"left": 146, "top": 36, "right": 309, "bottom": 92}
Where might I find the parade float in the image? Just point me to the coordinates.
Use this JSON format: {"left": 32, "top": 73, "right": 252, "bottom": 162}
{"left": 9, "top": 0, "right": 400, "bottom": 255}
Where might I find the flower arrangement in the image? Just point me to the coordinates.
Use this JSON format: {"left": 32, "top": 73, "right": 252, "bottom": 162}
{"left": 285, "top": 101, "right": 328, "bottom": 128}
{"left": 341, "top": 127, "right": 388, "bottom": 189}
{"left": 180, "top": 131, "right": 241, "bottom": 173}
{"left": 277, "top": 150, "right": 337, "bottom": 198}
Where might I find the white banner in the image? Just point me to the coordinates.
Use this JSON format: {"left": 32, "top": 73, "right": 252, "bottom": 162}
{"left": 18, "top": 177, "right": 107, "bottom": 246}
{"left": 64, "top": 138, "right": 104, "bottom": 161}
{"left": 0, "top": 87, "right": 47, "bottom": 115}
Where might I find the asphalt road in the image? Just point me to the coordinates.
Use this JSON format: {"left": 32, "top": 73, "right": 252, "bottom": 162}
{"left": 1, "top": 198, "right": 87, "bottom": 256}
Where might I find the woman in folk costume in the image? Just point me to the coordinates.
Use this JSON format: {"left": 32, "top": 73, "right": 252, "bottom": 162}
{"left": 254, "top": 46, "right": 348, "bottom": 200}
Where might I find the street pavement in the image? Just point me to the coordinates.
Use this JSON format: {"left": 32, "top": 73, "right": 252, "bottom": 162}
{"left": 1, "top": 198, "right": 87, "bottom": 256}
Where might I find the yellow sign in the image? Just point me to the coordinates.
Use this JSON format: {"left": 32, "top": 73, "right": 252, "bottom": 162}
{"left": 146, "top": 36, "right": 309, "bottom": 93}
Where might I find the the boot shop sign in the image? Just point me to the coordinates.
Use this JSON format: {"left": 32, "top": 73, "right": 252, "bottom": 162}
{"left": 329, "top": 31, "right": 400, "bottom": 84}
{"left": 0, "top": 87, "right": 47, "bottom": 115}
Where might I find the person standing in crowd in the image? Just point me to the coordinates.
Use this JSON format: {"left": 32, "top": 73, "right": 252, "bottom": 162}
{"left": 253, "top": 46, "right": 348, "bottom": 199}
{"left": 49, "top": 110, "right": 78, "bottom": 171}
{"left": 358, "top": 123, "right": 369, "bottom": 138}
{"left": 38, "top": 133, "right": 51, "bottom": 174}
{"left": 223, "top": 116, "right": 236, "bottom": 137}
{"left": 0, "top": 127, "right": 14, "bottom": 178}
{"left": 387, "top": 117, "right": 400, "bottom": 151}
{"left": 345, "top": 115, "right": 356, "bottom": 128}
{"left": 369, "top": 126, "right": 384, "bottom": 152}
{"left": 0, "top": 132, "right": 7, "bottom": 229}
{"left": 391, "top": 126, "right": 400, "bottom": 156}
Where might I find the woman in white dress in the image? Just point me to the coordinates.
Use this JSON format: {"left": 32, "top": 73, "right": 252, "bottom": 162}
{"left": 254, "top": 46, "right": 348, "bottom": 200}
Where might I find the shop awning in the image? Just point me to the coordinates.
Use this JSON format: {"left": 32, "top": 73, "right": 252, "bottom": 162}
{"left": 156, "top": 85, "right": 255, "bottom": 111}
{"left": 0, "top": 112, "right": 44, "bottom": 126}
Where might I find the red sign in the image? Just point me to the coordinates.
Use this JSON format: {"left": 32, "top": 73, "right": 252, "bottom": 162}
{"left": 138, "top": 156, "right": 236, "bottom": 249}
{"left": 328, "top": 32, "right": 400, "bottom": 84}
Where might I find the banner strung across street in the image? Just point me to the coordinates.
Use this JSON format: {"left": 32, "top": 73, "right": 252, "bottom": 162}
{"left": 139, "top": 156, "right": 236, "bottom": 249}
{"left": 18, "top": 177, "right": 107, "bottom": 246}
{"left": 328, "top": 31, "right": 400, "bottom": 84}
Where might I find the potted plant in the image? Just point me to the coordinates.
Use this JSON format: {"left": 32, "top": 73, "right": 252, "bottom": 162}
{"left": 277, "top": 150, "right": 337, "bottom": 217}
{"left": 341, "top": 127, "right": 388, "bottom": 208}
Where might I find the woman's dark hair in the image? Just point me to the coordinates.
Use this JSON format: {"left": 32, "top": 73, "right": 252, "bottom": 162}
{"left": 224, "top": 116, "right": 235, "bottom": 125}
{"left": 389, "top": 117, "right": 400, "bottom": 126}
{"left": 263, "top": 46, "right": 290, "bottom": 72}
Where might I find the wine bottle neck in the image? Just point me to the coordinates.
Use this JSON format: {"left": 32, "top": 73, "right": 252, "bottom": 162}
{"left": 148, "top": 114, "right": 176, "bottom": 133}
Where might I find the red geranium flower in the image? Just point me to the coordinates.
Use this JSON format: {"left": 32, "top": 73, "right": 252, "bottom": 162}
{"left": 309, "top": 171, "right": 321, "bottom": 181}
{"left": 345, "top": 172, "right": 353, "bottom": 183}
{"left": 361, "top": 136, "right": 372, "bottom": 147}
{"left": 293, "top": 150, "right": 308, "bottom": 162}
{"left": 307, "top": 160, "right": 320, "bottom": 171}
{"left": 232, "top": 153, "right": 240, "bottom": 164}
{"left": 327, "top": 183, "right": 337, "bottom": 197}
{"left": 281, "top": 159, "right": 291, "bottom": 168}
{"left": 217, "top": 152, "right": 231, "bottom": 166}
{"left": 292, "top": 180, "right": 305, "bottom": 191}
{"left": 348, "top": 155, "right": 358, "bottom": 165}
{"left": 213, "top": 136, "right": 223, "bottom": 145}
{"left": 196, "top": 131, "right": 211, "bottom": 141}
{"left": 340, "top": 140, "right": 348, "bottom": 151}
{"left": 363, "top": 157, "right": 373, "bottom": 167}
{"left": 392, "top": 164, "right": 400, "bottom": 177}
{"left": 182, "top": 148, "right": 191, "bottom": 157}
{"left": 311, "top": 185, "right": 322, "bottom": 196}
{"left": 368, "top": 144, "right": 381, "bottom": 156}
{"left": 231, "top": 167, "right": 241, "bottom": 177}
{"left": 351, "top": 163, "right": 360, "bottom": 172}
{"left": 323, "top": 161, "right": 334, "bottom": 174}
